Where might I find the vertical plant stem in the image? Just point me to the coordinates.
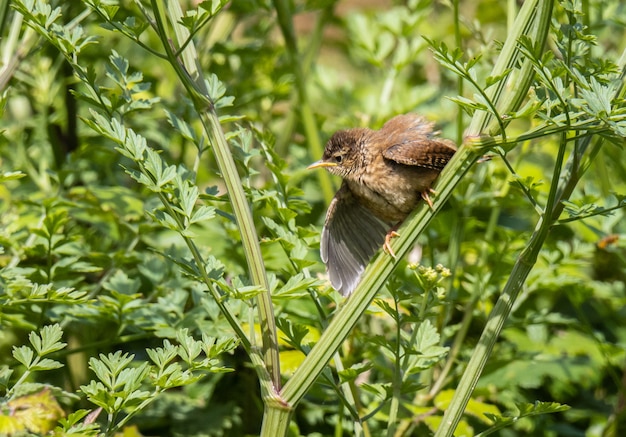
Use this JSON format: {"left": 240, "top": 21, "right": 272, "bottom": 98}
{"left": 201, "top": 111, "right": 280, "bottom": 378}
{"left": 0, "top": 10, "right": 40, "bottom": 92}
{"left": 0, "top": 0, "right": 10, "bottom": 36}
{"left": 261, "top": 402, "right": 292, "bottom": 437}
{"left": 428, "top": 292, "right": 479, "bottom": 399}
{"left": 380, "top": 69, "right": 397, "bottom": 107}
{"left": 332, "top": 351, "right": 366, "bottom": 436}
{"left": 435, "top": 127, "right": 600, "bottom": 436}
{"left": 275, "top": 6, "right": 332, "bottom": 155}
{"left": 152, "top": 0, "right": 281, "bottom": 388}
{"left": 507, "top": 0, "right": 517, "bottom": 30}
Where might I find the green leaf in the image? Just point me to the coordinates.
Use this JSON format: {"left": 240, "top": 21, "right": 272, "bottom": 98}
{"left": 201, "top": 335, "right": 239, "bottom": 359}
{"left": 0, "top": 366, "right": 14, "bottom": 389}
{"left": 165, "top": 109, "right": 198, "bottom": 143}
{"left": 176, "top": 329, "right": 203, "bottom": 364}
{"left": 276, "top": 318, "right": 310, "bottom": 350}
{"left": 119, "top": 363, "right": 150, "bottom": 394}
{"left": 13, "top": 346, "right": 35, "bottom": 368}
{"left": 485, "top": 68, "right": 513, "bottom": 88}
{"left": 147, "top": 340, "right": 179, "bottom": 369}
{"left": 56, "top": 409, "right": 94, "bottom": 431}
{"left": 176, "top": 179, "right": 199, "bottom": 219}
{"left": 414, "top": 320, "right": 440, "bottom": 352}
{"left": 0, "top": 171, "right": 26, "bottom": 182}
{"left": 272, "top": 274, "right": 320, "bottom": 299}
{"left": 205, "top": 73, "right": 234, "bottom": 107}
{"left": 448, "top": 96, "right": 489, "bottom": 115}
{"left": 360, "top": 382, "right": 392, "bottom": 400}
{"left": 477, "top": 402, "right": 570, "bottom": 436}
{"left": 189, "top": 205, "right": 216, "bottom": 224}
{"left": 338, "top": 362, "right": 374, "bottom": 384}
{"left": 576, "top": 76, "right": 616, "bottom": 118}
{"left": 89, "top": 352, "right": 135, "bottom": 389}
{"left": 406, "top": 320, "right": 449, "bottom": 373}
{"left": 151, "top": 209, "right": 180, "bottom": 230}
{"left": 30, "top": 325, "right": 66, "bottom": 355}
{"left": 198, "top": 0, "right": 230, "bottom": 15}
{"left": 29, "top": 358, "right": 64, "bottom": 371}
{"left": 103, "top": 270, "right": 141, "bottom": 295}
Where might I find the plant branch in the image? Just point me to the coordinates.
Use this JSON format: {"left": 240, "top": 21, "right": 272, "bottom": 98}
{"left": 151, "top": 0, "right": 281, "bottom": 389}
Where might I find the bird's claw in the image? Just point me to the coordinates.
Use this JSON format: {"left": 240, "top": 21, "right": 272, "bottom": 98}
{"left": 421, "top": 188, "right": 436, "bottom": 209}
{"left": 384, "top": 230, "right": 400, "bottom": 258}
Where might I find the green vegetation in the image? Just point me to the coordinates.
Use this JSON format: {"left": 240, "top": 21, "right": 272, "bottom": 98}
{"left": 1, "top": 0, "right": 625, "bottom": 436}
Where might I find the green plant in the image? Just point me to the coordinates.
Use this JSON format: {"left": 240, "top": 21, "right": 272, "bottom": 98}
{"left": 1, "top": 0, "right": 625, "bottom": 436}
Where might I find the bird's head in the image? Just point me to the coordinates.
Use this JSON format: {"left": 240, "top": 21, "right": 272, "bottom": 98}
{"left": 307, "top": 129, "right": 368, "bottom": 179}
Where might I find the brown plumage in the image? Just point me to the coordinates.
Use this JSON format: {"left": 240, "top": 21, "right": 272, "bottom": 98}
{"left": 309, "top": 114, "right": 456, "bottom": 296}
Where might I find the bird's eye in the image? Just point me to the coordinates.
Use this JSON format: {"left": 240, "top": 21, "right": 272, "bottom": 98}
{"left": 334, "top": 155, "right": 343, "bottom": 164}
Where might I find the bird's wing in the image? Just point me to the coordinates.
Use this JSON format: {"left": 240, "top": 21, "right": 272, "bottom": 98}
{"left": 382, "top": 138, "right": 456, "bottom": 171}
{"left": 379, "top": 114, "right": 456, "bottom": 170}
{"left": 321, "top": 183, "right": 389, "bottom": 296}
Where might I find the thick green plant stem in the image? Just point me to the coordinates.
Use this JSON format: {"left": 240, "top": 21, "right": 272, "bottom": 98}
{"left": 468, "top": 0, "right": 553, "bottom": 137}
{"left": 0, "top": 8, "right": 36, "bottom": 92}
{"left": 152, "top": 0, "right": 281, "bottom": 388}
{"left": 261, "top": 401, "right": 292, "bottom": 437}
{"left": 260, "top": 149, "right": 480, "bottom": 435}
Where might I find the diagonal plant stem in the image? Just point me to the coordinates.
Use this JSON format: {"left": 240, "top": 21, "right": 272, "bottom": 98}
{"left": 0, "top": 8, "right": 37, "bottom": 92}
{"left": 280, "top": 143, "right": 480, "bottom": 403}
{"left": 467, "top": 0, "right": 552, "bottom": 137}
{"left": 437, "top": 39, "right": 626, "bottom": 437}
{"left": 433, "top": 1, "right": 598, "bottom": 435}
{"left": 435, "top": 134, "right": 603, "bottom": 437}
{"left": 149, "top": 0, "right": 281, "bottom": 388}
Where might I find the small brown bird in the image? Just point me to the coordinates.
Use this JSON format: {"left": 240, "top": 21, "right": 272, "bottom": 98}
{"left": 308, "top": 114, "right": 456, "bottom": 296}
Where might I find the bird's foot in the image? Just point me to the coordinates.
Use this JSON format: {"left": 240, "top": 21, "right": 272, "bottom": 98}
{"left": 383, "top": 229, "right": 400, "bottom": 258}
{"left": 421, "top": 188, "right": 436, "bottom": 209}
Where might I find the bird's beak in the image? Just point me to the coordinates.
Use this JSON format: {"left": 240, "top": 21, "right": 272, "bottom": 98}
{"left": 307, "top": 160, "right": 337, "bottom": 170}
